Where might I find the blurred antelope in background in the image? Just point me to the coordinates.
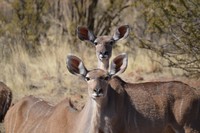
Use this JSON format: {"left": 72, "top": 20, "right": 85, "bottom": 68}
{"left": 77, "top": 25, "right": 130, "bottom": 71}
{"left": 0, "top": 82, "right": 12, "bottom": 122}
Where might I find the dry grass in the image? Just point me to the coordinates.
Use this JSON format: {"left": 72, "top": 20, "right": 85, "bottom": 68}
{"left": 0, "top": 43, "right": 87, "bottom": 104}
{"left": 0, "top": 123, "right": 4, "bottom": 133}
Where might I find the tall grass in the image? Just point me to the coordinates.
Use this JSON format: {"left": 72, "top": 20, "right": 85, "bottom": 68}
{"left": 0, "top": 42, "right": 89, "bottom": 103}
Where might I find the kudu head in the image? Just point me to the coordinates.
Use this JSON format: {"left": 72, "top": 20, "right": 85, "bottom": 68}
{"left": 66, "top": 53, "right": 128, "bottom": 103}
{"left": 77, "top": 25, "right": 130, "bottom": 71}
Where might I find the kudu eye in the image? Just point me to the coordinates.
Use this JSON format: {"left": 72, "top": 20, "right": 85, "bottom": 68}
{"left": 100, "top": 76, "right": 110, "bottom": 81}
{"left": 104, "top": 76, "right": 110, "bottom": 81}
{"left": 93, "top": 41, "right": 98, "bottom": 45}
{"left": 85, "top": 77, "right": 91, "bottom": 81}
{"left": 109, "top": 39, "right": 115, "bottom": 45}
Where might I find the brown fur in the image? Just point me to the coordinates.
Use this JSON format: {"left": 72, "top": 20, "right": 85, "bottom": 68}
{"left": 109, "top": 77, "right": 200, "bottom": 133}
{"left": 0, "top": 82, "right": 12, "bottom": 122}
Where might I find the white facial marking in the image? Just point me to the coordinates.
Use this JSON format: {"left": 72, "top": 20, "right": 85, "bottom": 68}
{"left": 92, "top": 93, "right": 103, "bottom": 100}
{"left": 99, "top": 54, "right": 103, "bottom": 58}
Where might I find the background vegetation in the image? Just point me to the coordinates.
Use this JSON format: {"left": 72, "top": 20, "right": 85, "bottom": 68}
{"left": 132, "top": 0, "right": 200, "bottom": 78}
{"left": 0, "top": 0, "right": 200, "bottom": 131}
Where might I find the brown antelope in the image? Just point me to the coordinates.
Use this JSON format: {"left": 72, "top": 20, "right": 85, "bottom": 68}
{"left": 77, "top": 25, "right": 130, "bottom": 71}
{"left": 0, "top": 82, "right": 12, "bottom": 122}
{"left": 67, "top": 53, "right": 200, "bottom": 133}
{"left": 5, "top": 54, "right": 131, "bottom": 133}
{"left": 5, "top": 54, "right": 200, "bottom": 133}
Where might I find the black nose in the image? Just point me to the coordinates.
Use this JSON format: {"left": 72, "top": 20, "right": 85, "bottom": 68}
{"left": 100, "top": 51, "right": 108, "bottom": 58}
{"left": 103, "top": 51, "right": 108, "bottom": 55}
{"left": 94, "top": 88, "right": 103, "bottom": 94}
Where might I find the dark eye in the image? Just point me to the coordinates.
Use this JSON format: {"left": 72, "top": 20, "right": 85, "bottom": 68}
{"left": 104, "top": 76, "right": 110, "bottom": 81}
{"left": 85, "top": 77, "right": 90, "bottom": 81}
{"left": 93, "top": 41, "right": 98, "bottom": 45}
{"left": 109, "top": 40, "right": 115, "bottom": 45}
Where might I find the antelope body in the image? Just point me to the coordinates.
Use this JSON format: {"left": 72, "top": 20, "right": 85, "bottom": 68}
{"left": 4, "top": 54, "right": 131, "bottom": 133}
{"left": 5, "top": 54, "right": 200, "bottom": 133}
{"left": 0, "top": 82, "right": 12, "bottom": 122}
{"left": 5, "top": 96, "right": 78, "bottom": 133}
{"left": 66, "top": 53, "right": 200, "bottom": 133}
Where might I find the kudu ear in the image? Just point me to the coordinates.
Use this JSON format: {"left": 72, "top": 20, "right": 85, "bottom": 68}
{"left": 77, "top": 27, "right": 96, "bottom": 44}
{"left": 66, "top": 55, "right": 88, "bottom": 77}
{"left": 113, "top": 25, "right": 130, "bottom": 41}
{"left": 109, "top": 53, "right": 128, "bottom": 76}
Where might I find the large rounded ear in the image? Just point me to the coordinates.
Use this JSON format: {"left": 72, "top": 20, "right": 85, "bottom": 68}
{"left": 112, "top": 25, "right": 130, "bottom": 41}
{"left": 66, "top": 55, "right": 88, "bottom": 77}
{"left": 77, "top": 26, "right": 96, "bottom": 44}
{"left": 109, "top": 53, "right": 128, "bottom": 76}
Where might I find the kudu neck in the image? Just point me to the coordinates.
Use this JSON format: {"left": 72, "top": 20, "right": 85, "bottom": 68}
{"left": 79, "top": 85, "right": 128, "bottom": 132}
{"left": 98, "top": 59, "right": 109, "bottom": 71}
{"left": 78, "top": 91, "right": 111, "bottom": 132}
{"left": 82, "top": 96, "right": 109, "bottom": 117}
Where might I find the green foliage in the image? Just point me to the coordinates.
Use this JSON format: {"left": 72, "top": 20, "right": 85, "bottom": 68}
{"left": 132, "top": 0, "right": 200, "bottom": 77}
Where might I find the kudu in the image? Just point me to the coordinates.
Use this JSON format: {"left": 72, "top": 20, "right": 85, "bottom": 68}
{"left": 0, "top": 82, "right": 12, "bottom": 122}
{"left": 77, "top": 25, "right": 130, "bottom": 71}
{"left": 67, "top": 53, "right": 200, "bottom": 133}
{"left": 4, "top": 54, "right": 133, "bottom": 133}
{"left": 5, "top": 54, "right": 200, "bottom": 133}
